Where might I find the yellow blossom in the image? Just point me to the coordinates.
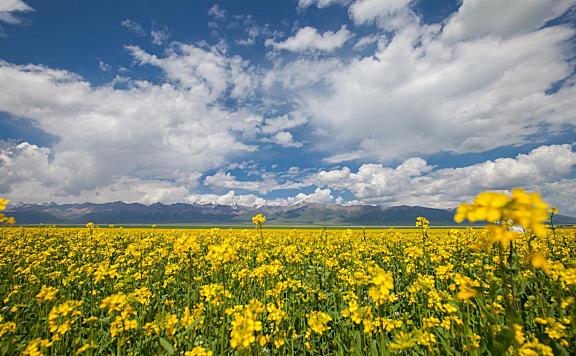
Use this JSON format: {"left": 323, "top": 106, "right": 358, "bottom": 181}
{"left": 307, "top": 311, "right": 332, "bottom": 335}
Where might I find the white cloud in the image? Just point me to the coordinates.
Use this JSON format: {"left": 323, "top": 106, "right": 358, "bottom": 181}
{"left": 98, "top": 60, "right": 112, "bottom": 72}
{"left": 270, "top": 131, "right": 303, "bottom": 148}
{"left": 265, "top": 26, "right": 352, "bottom": 52}
{"left": 313, "top": 144, "right": 576, "bottom": 214}
{"left": 353, "top": 34, "right": 382, "bottom": 49}
{"left": 298, "top": 0, "right": 350, "bottom": 9}
{"left": 539, "top": 180, "right": 576, "bottom": 217}
{"left": 259, "top": 114, "right": 307, "bottom": 135}
{"left": 269, "top": 187, "right": 334, "bottom": 205}
{"left": 293, "top": 23, "right": 576, "bottom": 161}
{"left": 262, "top": 58, "right": 342, "bottom": 91}
{"left": 203, "top": 171, "right": 307, "bottom": 193}
{"left": 443, "top": 0, "right": 576, "bottom": 42}
{"left": 348, "top": 0, "right": 416, "bottom": 29}
{"left": 186, "top": 190, "right": 265, "bottom": 206}
{"left": 236, "top": 23, "right": 275, "bottom": 47}
{"left": 315, "top": 157, "right": 431, "bottom": 197}
{"left": 0, "top": 0, "right": 33, "bottom": 27}
{"left": 127, "top": 43, "right": 256, "bottom": 100}
{"left": 0, "top": 55, "right": 259, "bottom": 203}
{"left": 254, "top": 114, "right": 306, "bottom": 148}
{"left": 151, "top": 26, "right": 170, "bottom": 45}
{"left": 208, "top": 4, "right": 227, "bottom": 20}
{"left": 121, "top": 19, "right": 145, "bottom": 36}
{"left": 185, "top": 187, "right": 334, "bottom": 207}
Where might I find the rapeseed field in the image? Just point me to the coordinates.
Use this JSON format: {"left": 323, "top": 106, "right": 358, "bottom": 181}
{"left": 0, "top": 190, "right": 574, "bottom": 355}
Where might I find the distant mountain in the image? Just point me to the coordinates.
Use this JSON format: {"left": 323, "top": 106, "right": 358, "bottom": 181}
{"left": 5, "top": 202, "right": 576, "bottom": 226}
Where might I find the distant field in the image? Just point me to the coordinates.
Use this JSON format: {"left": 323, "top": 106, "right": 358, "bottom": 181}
{"left": 9, "top": 224, "right": 488, "bottom": 230}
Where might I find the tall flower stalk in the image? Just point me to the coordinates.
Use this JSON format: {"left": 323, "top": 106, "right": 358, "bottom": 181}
{"left": 252, "top": 213, "right": 266, "bottom": 238}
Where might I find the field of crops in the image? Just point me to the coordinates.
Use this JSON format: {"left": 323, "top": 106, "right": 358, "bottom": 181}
{"left": 0, "top": 191, "right": 575, "bottom": 355}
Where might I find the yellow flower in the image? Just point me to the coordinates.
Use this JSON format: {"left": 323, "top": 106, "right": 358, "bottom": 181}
{"left": 390, "top": 331, "right": 416, "bottom": 350}
{"left": 36, "top": 286, "right": 58, "bottom": 302}
{"left": 100, "top": 293, "right": 129, "bottom": 314}
{"left": 75, "top": 342, "right": 95, "bottom": 354}
{"left": 185, "top": 347, "right": 213, "bottom": 356}
{"left": 144, "top": 322, "right": 160, "bottom": 336}
{"left": 251, "top": 213, "right": 266, "bottom": 226}
{"left": 416, "top": 216, "right": 429, "bottom": 228}
{"left": 164, "top": 314, "right": 179, "bottom": 336}
{"left": 109, "top": 311, "right": 137, "bottom": 337}
{"left": 22, "top": 339, "right": 51, "bottom": 356}
{"left": 0, "top": 197, "right": 9, "bottom": 210}
{"left": 48, "top": 300, "right": 83, "bottom": 340}
{"left": 457, "top": 287, "right": 478, "bottom": 300}
{"left": 0, "top": 321, "right": 16, "bottom": 337}
{"left": 454, "top": 189, "right": 550, "bottom": 241}
{"left": 0, "top": 197, "right": 14, "bottom": 224}
{"left": 200, "top": 283, "right": 232, "bottom": 306}
{"left": 528, "top": 252, "right": 550, "bottom": 273}
{"left": 230, "top": 312, "right": 263, "bottom": 349}
{"left": 559, "top": 268, "right": 576, "bottom": 286}
{"left": 307, "top": 311, "right": 332, "bottom": 335}
{"left": 131, "top": 287, "right": 152, "bottom": 305}
{"left": 368, "top": 270, "right": 394, "bottom": 305}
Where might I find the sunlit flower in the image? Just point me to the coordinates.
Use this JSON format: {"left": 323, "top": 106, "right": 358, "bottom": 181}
{"left": 307, "top": 311, "right": 332, "bottom": 335}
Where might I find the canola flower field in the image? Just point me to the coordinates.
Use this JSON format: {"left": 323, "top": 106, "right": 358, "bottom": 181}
{"left": 0, "top": 190, "right": 575, "bottom": 355}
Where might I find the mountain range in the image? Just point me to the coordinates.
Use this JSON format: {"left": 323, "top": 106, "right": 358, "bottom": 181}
{"left": 5, "top": 201, "right": 576, "bottom": 226}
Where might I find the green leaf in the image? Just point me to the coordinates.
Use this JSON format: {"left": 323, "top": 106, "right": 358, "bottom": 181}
{"left": 159, "top": 337, "right": 175, "bottom": 355}
{"left": 488, "top": 326, "right": 514, "bottom": 355}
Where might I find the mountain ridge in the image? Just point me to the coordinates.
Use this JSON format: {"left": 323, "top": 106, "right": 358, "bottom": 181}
{"left": 6, "top": 201, "right": 576, "bottom": 226}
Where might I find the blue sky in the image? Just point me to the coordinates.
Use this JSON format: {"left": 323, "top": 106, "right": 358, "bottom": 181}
{"left": 1, "top": 0, "right": 576, "bottom": 213}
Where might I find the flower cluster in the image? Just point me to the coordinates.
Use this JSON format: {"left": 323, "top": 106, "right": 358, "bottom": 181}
{"left": 251, "top": 213, "right": 266, "bottom": 226}
{"left": 454, "top": 188, "right": 549, "bottom": 240}
{"left": 0, "top": 196, "right": 15, "bottom": 224}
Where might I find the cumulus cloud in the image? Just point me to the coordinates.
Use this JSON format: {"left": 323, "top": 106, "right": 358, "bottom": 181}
{"left": 270, "top": 131, "right": 303, "bottom": 148}
{"left": 348, "top": 0, "right": 416, "bottom": 30}
{"left": 0, "top": 53, "right": 259, "bottom": 203}
{"left": 204, "top": 171, "right": 307, "bottom": 193}
{"left": 185, "top": 187, "right": 333, "bottom": 207}
{"left": 261, "top": 1, "right": 575, "bottom": 163}
{"left": 259, "top": 115, "right": 308, "bottom": 135}
{"left": 186, "top": 190, "right": 265, "bottom": 206}
{"left": 0, "top": 0, "right": 33, "bottom": 26}
{"left": 442, "top": 0, "right": 576, "bottom": 41}
{"left": 268, "top": 187, "right": 334, "bottom": 205}
{"left": 313, "top": 144, "right": 576, "bottom": 213}
{"left": 127, "top": 43, "right": 256, "bottom": 100}
{"left": 294, "top": 23, "right": 576, "bottom": 161}
{"left": 265, "top": 26, "right": 352, "bottom": 52}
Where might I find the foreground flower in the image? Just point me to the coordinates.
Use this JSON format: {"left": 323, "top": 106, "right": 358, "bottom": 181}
{"left": 307, "top": 311, "right": 332, "bottom": 335}
{"left": 368, "top": 270, "right": 395, "bottom": 305}
{"left": 454, "top": 188, "right": 549, "bottom": 246}
{"left": 251, "top": 213, "right": 266, "bottom": 226}
{"left": 185, "top": 346, "right": 213, "bottom": 356}
{"left": 0, "top": 196, "right": 15, "bottom": 224}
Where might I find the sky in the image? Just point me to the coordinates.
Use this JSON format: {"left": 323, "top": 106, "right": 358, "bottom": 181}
{"left": 0, "top": 0, "right": 576, "bottom": 213}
